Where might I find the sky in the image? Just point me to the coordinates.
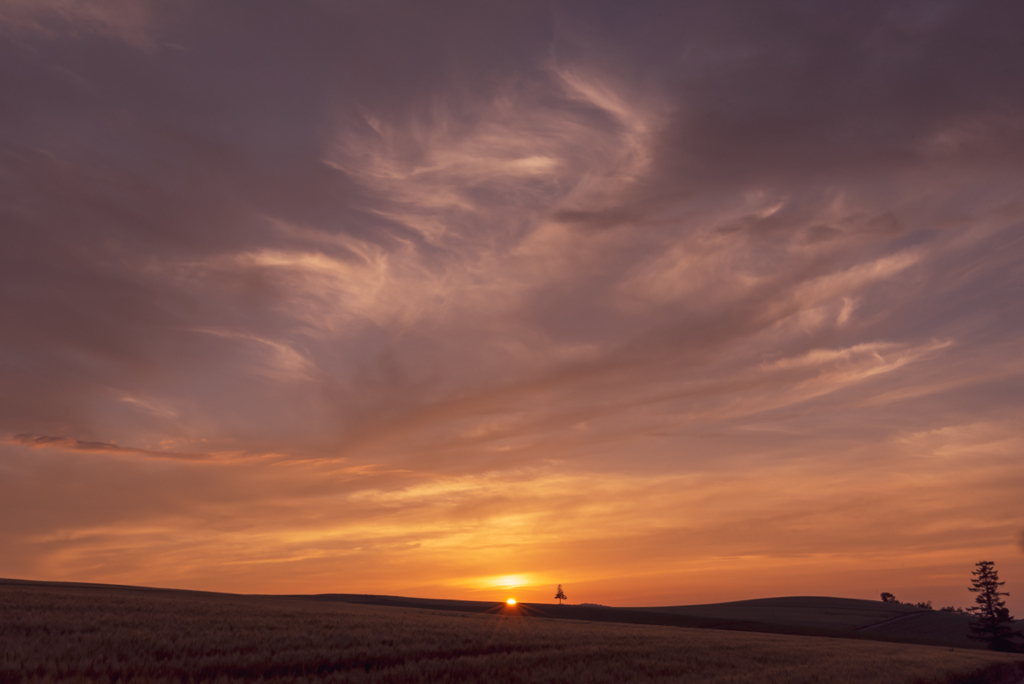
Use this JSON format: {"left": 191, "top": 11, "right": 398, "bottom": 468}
{"left": 1, "top": 0, "right": 1023, "bottom": 612}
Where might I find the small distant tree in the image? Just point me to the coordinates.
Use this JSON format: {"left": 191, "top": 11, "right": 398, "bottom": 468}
{"left": 968, "top": 560, "right": 1021, "bottom": 652}
{"left": 881, "top": 592, "right": 897, "bottom": 603}
{"left": 554, "top": 584, "right": 567, "bottom": 605}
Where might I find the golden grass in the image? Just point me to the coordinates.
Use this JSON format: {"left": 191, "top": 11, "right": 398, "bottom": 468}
{"left": 1, "top": 582, "right": 1021, "bottom": 683}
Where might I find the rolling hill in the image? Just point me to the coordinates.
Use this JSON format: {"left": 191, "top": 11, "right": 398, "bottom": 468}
{"left": 2, "top": 578, "right": 1022, "bottom": 684}
{"left": 3, "top": 578, "right": 1021, "bottom": 652}
{"left": 299, "top": 592, "right": 1017, "bottom": 650}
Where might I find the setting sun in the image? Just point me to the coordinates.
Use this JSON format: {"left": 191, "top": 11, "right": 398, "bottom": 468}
{"left": 506, "top": 598, "right": 517, "bottom": 606}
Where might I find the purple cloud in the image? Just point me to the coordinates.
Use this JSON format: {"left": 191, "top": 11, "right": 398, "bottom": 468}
{"left": 1, "top": 0, "right": 1022, "bottom": 607}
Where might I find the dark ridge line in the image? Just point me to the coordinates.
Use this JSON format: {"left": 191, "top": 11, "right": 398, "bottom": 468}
{"left": 0, "top": 576, "right": 243, "bottom": 598}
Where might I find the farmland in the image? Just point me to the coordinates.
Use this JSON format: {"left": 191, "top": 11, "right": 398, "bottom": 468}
{"left": 2, "top": 580, "right": 1022, "bottom": 684}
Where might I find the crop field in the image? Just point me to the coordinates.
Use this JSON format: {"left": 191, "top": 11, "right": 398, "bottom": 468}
{"left": 1, "top": 581, "right": 1022, "bottom": 684}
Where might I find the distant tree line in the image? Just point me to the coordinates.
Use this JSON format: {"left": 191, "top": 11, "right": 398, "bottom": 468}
{"left": 879, "top": 592, "right": 933, "bottom": 610}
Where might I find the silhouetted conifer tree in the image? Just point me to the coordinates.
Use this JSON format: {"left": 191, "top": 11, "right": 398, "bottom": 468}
{"left": 968, "top": 560, "right": 1022, "bottom": 652}
{"left": 554, "top": 584, "right": 567, "bottom": 605}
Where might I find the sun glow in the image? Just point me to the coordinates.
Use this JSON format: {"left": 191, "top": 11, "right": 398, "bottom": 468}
{"left": 506, "top": 598, "right": 517, "bottom": 605}
{"left": 491, "top": 573, "right": 528, "bottom": 589}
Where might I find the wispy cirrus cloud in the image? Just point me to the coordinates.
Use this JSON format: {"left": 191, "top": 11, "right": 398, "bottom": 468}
{"left": 1, "top": 0, "right": 1023, "bottom": 609}
{"left": 0, "top": 0, "right": 154, "bottom": 48}
{"left": 8, "top": 433, "right": 207, "bottom": 461}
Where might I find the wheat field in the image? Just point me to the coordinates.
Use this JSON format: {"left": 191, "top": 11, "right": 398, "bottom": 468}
{"left": 1, "top": 582, "right": 1021, "bottom": 684}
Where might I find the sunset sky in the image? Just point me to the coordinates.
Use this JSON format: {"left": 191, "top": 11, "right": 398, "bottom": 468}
{"left": 2, "top": 0, "right": 1023, "bottom": 612}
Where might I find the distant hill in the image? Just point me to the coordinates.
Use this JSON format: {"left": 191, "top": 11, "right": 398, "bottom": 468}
{"left": 639, "top": 596, "right": 920, "bottom": 631}
{"left": 299, "top": 593, "right": 1019, "bottom": 650}
{"left": 634, "top": 596, "right": 985, "bottom": 649}
{"left": 4, "top": 578, "right": 1023, "bottom": 684}
{"left": 3, "top": 578, "right": 1020, "bottom": 651}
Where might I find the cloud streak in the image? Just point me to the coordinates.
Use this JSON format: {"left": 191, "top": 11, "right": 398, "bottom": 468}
{"left": 9, "top": 434, "right": 208, "bottom": 461}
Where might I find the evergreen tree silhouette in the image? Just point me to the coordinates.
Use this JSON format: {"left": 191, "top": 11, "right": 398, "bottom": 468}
{"left": 554, "top": 584, "right": 567, "bottom": 605}
{"left": 968, "top": 560, "right": 1021, "bottom": 652}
